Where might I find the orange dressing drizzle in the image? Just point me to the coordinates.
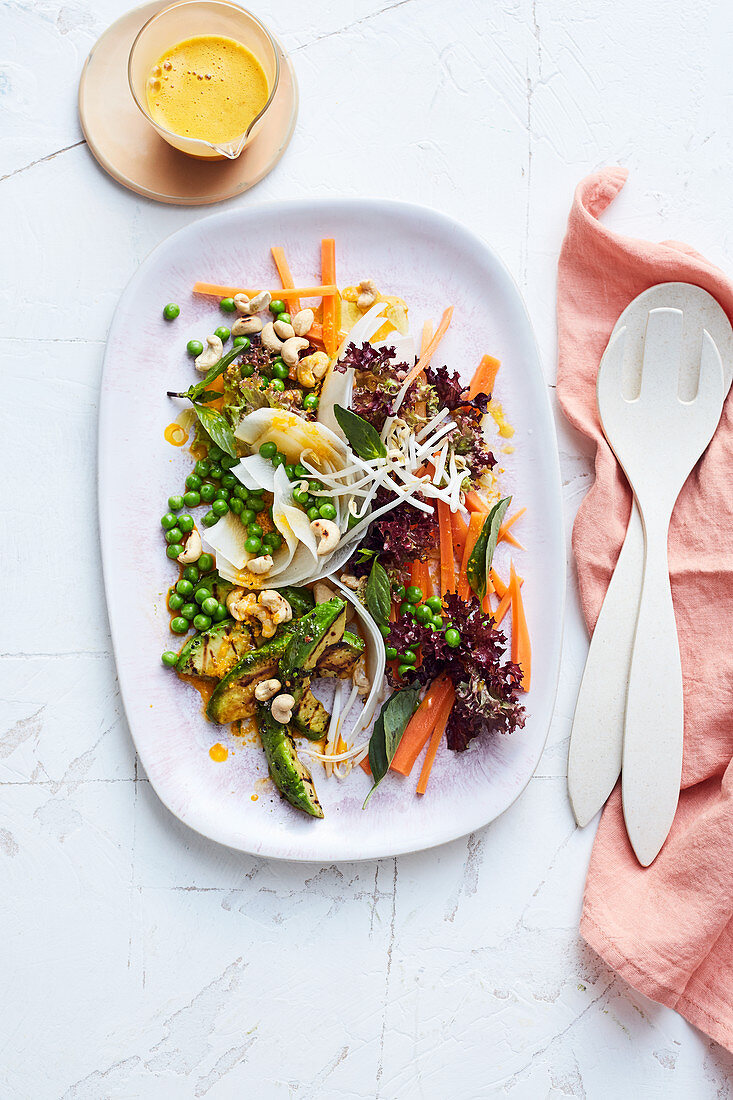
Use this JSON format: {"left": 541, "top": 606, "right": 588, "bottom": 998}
{"left": 164, "top": 422, "right": 188, "bottom": 446}
{"left": 209, "top": 742, "right": 228, "bottom": 762}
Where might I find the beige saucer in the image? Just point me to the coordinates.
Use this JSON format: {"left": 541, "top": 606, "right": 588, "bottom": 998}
{"left": 78, "top": 1, "right": 298, "bottom": 206}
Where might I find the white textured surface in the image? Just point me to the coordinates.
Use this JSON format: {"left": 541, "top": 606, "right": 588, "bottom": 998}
{"left": 2, "top": 0, "right": 733, "bottom": 1096}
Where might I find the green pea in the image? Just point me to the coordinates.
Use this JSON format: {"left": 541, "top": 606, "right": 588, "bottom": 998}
{"left": 406, "top": 586, "right": 423, "bottom": 605}
{"left": 309, "top": 478, "right": 323, "bottom": 491}
{"left": 176, "top": 579, "right": 194, "bottom": 597}
{"left": 293, "top": 488, "right": 309, "bottom": 505}
{"left": 398, "top": 663, "right": 413, "bottom": 678}
{"left": 213, "top": 603, "right": 229, "bottom": 622}
{"left": 400, "top": 602, "right": 416, "bottom": 618}
{"left": 270, "top": 299, "right": 285, "bottom": 315}
{"left": 402, "top": 649, "right": 418, "bottom": 664}
{"left": 281, "top": 312, "right": 294, "bottom": 325}
{"left": 212, "top": 499, "right": 229, "bottom": 517}
{"left": 240, "top": 363, "right": 254, "bottom": 378}
{"left": 307, "top": 506, "right": 320, "bottom": 521}
{"left": 230, "top": 498, "right": 243, "bottom": 515}
{"left": 182, "top": 565, "right": 200, "bottom": 583}
{"left": 414, "top": 604, "right": 432, "bottom": 624}
{"left": 161, "top": 512, "right": 177, "bottom": 530}
{"left": 168, "top": 592, "right": 184, "bottom": 611}
{"left": 197, "top": 553, "right": 214, "bottom": 572}
{"left": 244, "top": 536, "right": 262, "bottom": 554}
{"left": 293, "top": 464, "right": 309, "bottom": 479}
{"left": 161, "top": 650, "right": 178, "bottom": 667}
{"left": 187, "top": 339, "right": 204, "bottom": 357}
{"left": 240, "top": 508, "right": 256, "bottom": 525}
{"left": 385, "top": 646, "right": 398, "bottom": 660}
{"left": 200, "top": 483, "right": 216, "bottom": 503}
{"left": 249, "top": 496, "right": 267, "bottom": 512}
{"left": 180, "top": 602, "right": 197, "bottom": 621}
{"left": 431, "top": 615, "right": 444, "bottom": 630}
{"left": 183, "top": 490, "right": 200, "bottom": 508}
{"left": 263, "top": 532, "right": 282, "bottom": 550}
{"left": 168, "top": 494, "right": 184, "bottom": 511}
{"left": 201, "top": 597, "right": 219, "bottom": 616}
{"left": 208, "top": 445, "right": 223, "bottom": 461}
{"left": 193, "top": 614, "right": 212, "bottom": 632}
{"left": 272, "top": 452, "right": 286, "bottom": 468}
{"left": 177, "top": 514, "right": 194, "bottom": 534}
{"left": 445, "top": 628, "right": 461, "bottom": 648}
{"left": 186, "top": 473, "right": 202, "bottom": 491}
{"left": 165, "top": 527, "right": 183, "bottom": 544}
{"left": 284, "top": 463, "right": 297, "bottom": 480}
{"left": 234, "top": 485, "right": 249, "bottom": 500}
{"left": 259, "top": 441, "right": 277, "bottom": 459}
{"left": 234, "top": 336, "right": 251, "bottom": 350}
{"left": 208, "top": 463, "right": 223, "bottom": 480}
{"left": 221, "top": 473, "right": 237, "bottom": 489}
{"left": 170, "top": 617, "right": 189, "bottom": 635}
{"left": 392, "top": 583, "right": 406, "bottom": 600}
{"left": 319, "top": 503, "right": 337, "bottom": 521}
{"left": 202, "top": 510, "right": 218, "bottom": 527}
{"left": 303, "top": 393, "right": 319, "bottom": 412}
{"left": 163, "top": 303, "right": 180, "bottom": 321}
{"left": 426, "top": 595, "right": 443, "bottom": 614}
{"left": 214, "top": 488, "right": 230, "bottom": 502}
{"left": 247, "top": 522, "right": 263, "bottom": 537}
{"left": 379, "top": 623, "right": 391, "bottom": 638}
{"left": 270, "top": 379, "right": 285, "bottom": 392}
{"left": 194, "top": 587, "right": 212, "bottom": 606}
{"left": 220, "top": 297, "right": 236, "bottom": 313}
{"left": 272, "top": 361, "right": 289, "bottom": 380}
{"left": 221, "top": 455, "right": 237, "bottom": 470}
{"left": 214, "top": 326, "right": 230, "bottom": 342}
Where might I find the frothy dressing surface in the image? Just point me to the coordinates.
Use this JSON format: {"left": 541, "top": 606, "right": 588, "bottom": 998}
{"left": 146, "top": 34, "right": 269, "bottom": 144}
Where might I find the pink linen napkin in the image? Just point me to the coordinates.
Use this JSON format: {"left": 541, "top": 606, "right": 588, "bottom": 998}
{"left": 557, "top": 167, "right": 733, "bottom": 1051}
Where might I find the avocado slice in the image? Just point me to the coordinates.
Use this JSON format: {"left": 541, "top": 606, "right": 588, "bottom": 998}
{"left": 279, "top": 599, "right": 347, "bottom": 684}
{"left": 315, "top": 630, "right": 365, "bottom": 679}
{"left": 207, "top": 633, "right": 291, "bottom": 724}
{"left": 193, "top": 571, "right": 233, "bottom": 605}
{"left": 275, "top": 585, "right": 316, "bottom": 618}
{"left": 292, "top": 682, "right": 330, "bottom": 740}
{"left": 175, "top": 619, "right": 253, "bottom": 680}
{"left": 257, "top": 703, "right": 324, "bottom": 818}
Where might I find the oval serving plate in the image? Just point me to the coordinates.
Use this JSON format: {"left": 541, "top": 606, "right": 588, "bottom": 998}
{"left": 99, "top": 200, "right": 564, "bottom": 861}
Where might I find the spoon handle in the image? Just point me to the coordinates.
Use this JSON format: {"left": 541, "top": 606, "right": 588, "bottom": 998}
{"left": 568, "top": 503, "right": 644, "bottom": 826}
{"left": 622, "top": 516, "right": 684, "bottom": 866}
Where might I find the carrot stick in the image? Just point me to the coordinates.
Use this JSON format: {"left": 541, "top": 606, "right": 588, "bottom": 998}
{"left": 502, "top": 531, "right": 526, "bottom": 550}
{"left": 493, "top": 589, "right": 512, "bottom": 626}
{"left": 192, "top": 282, "right": 338, "bottom": 299}
{"left": 458, "top": 511, "right": 486, "bottom": 601}
{"left": 420, "top": 320, "right": 433, "bottom": 356}
{"left": 437, "top": 500, "right": 456, "bottom": 595}
{"left": 509, "top": 561, "right": 531, "bottom": 690}
{"left": 416, "top": 685, "right": 455, "bottom": 795}
{"left": 321, "top": 238, "right": 340, "bottom": 359}
{"left": 306, "top": 321, "right": 348, "bottom": 347}
{"left": 409, "top": 560, "right": 422, "bottom": 588}
{"left": 450, "top": 509, "right": 469, "bottom": 563}
{"left": 359, "top": 756, "right": 372, "bottom": 776}
{"left": 391, "top": 677, "right": 453, "bottom": 776}
{"left": 490, "top": 568, "right": 508, "bottom": 599}
{"left": 398, "top": 307, "right": 454, "bottom": 392}
{"left": 464, "top": 491, "right": 491, "bottom": 514}
{"left": 468, "top": 354, "right": 501, "bottom": 400}
{"left": 498, "top": 507, "right": 526, "bottom": 539}
{"left": 270, "top": 246, "right": 301, "bottom": 313}
{"left": 420, "top": 560, "right": 434, "bottom": 599}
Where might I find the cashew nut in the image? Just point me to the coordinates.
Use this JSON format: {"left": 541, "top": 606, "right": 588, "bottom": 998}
{"left": 352, "top": 655, "right": 371, "bottom": 696}
{"left": 234, "top": 290, "right": 271, "bottom": 314}
{"left": 226, "top": 588, "right": 258, "bottom": 621}
{"left": 177, "top": 528, "right": 203, "bottom": 564}
{"left": 258, "top": 590, "right": 293, "bottom": 625}
{"left": 194, "top": 334, "right": 223, "bottom": 372}
{"left": 246, "top": 554, "right": 274, "bottom": 576}
{"left": 313, "top": 581, "right": 338, "bottom": 604}
{"left": 271, "top": 693, "right": 295, "bottom": 724}
{"left": 310, "top": 518, "right": 340, "bottom": 556}
{"left": 281, "top": 336, "right": 310, "bottom": 367}
{"left": 292, "top": 308, "right": 314, "bottom": 337}
{"left": 340, "top": 573, "right": 360, "bottom": 590}
{"left": 254, "top": 677, "right": 282, "bottom": 702}
{"left": 274, "top": 319, "right": 295, "bottom": 341}
{"left": 297, "top": 351, "right": 329, "bottom": 389}
{"left": 261, "top": 322, "right": 283, "bottom": 353}
{"left": 232, "top": 315, "right": 262, "bottom": 336}
{"left": 356, "top": 279, "right": 378, "bottom": 311}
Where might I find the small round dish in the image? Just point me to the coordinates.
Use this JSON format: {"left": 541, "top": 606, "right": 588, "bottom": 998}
{"left": 78, "top": 0, "right": 298, "bottom": 206}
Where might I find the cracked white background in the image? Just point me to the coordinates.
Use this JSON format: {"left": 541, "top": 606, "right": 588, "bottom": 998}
{"left": 2, "top": 0, "right": 733, "bottom": 1096}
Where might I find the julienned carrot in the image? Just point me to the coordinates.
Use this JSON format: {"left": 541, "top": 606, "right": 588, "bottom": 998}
{"left": 306, "top": 321, "right": 348, "bottom": 347}
{"left": 493, "top": 589, "right": 512, "bottom": 626}
{"left": 502, "top": 531, "right": 525, "bottom": 550}
{"left": 509, "top": 562, "right": 531, "bottom": 690}
{"left": 391, "top": 677, "right": 453, "bottom": 776}
{"left": 321, "top": 238, "right": 339, "bottom": 359}
{"left": 437, "top": 500, "right": 456, "bottom": 595}
{"left": 399, "top": 306, "right": 454, "bottom": 393}
{"left": 458, "top": 511, "right": 486, "bottom": 600}
{"left": 192, "top": 281, "right": 338, "bottom": 299}
{"left": 498, "top": 507, "right": 526, "bottom": 539}
{"left": 420, "top": 320, "right": 433, "bottom": 356}
{"left": 270, "top": 246, "right": 301, "bottom": 313}
{"left": 464, "top": 491, "right": 491, "bottom": 514}
{"left": 416, "top": 685, "right": 456, "bottom": 795}
{"left": 491, "top": 568, "right": 523, "bottom": 602}
{"left": 468, "top": 354, "right": 501, "bottom": 400}
{"left": 450, "top": 509, "right": 469, "bottom": 563}
{"left": 420, "top": 560, "right": 434, "bottom": 598}
{"left": 360, "top": 756, "right": 372, "bottom": 776}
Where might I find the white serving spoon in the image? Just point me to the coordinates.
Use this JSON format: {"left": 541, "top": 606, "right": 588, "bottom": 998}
{"left": 567, "top": 285, "right": 733, "bottom": 829}
{"left": 597, "top": 305, "right": 724, "bottom": 865}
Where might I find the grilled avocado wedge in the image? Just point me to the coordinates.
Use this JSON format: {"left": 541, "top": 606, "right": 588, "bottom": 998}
{"left": 175, "top": 619, "right": 253, "bottom": 679}
{"left": 257, "top": 703, "right": 324, "bottom": 818}
{"left": 275, "top": 585, "right": 315, "bottom": 618}
{"left": 291, "top": 680, "right": 330, "bottom": 740}
{"left": 279, "top": 598, "right": 347, "bottom": 684}
{"left": 206, "top": 634, "right": 291, "bottom": 724}
{"left": 315, "top": 630, "right": 365, "bottom": 678}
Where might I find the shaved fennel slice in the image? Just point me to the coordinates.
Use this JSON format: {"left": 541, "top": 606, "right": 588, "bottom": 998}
{"left": 318, "top": 300, "right": 391, "bottom": 437}
{"left": 201, "top": 511, "right": 251, "bottom": 571}
{"left": 272, "top": 468, "right": 319, "bottom": 562}
{"left": 231, "top": 453, "right": 276, "bottom": 493}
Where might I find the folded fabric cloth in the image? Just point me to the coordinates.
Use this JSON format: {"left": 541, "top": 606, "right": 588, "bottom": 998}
{"left": 556, "top": 167, "right": 733, "bottom": 1052}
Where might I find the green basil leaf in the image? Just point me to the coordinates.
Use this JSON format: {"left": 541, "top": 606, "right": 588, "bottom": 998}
{"left": 363, "top": 687, "right": 420, "bottom": 808}
{"left": 334, "top": 405, "right": 387, "bottom": 460}
{"left": 466, "top": 496, "right": 512, "bottom": 599}
{"left": 366, "top": 558, "right": 391, "bottom": 626}
{"left": 191, "top": 344, "right": 243, "bottom": 398}
{"left": 194, "top": 388, "right": 223, "bottom": 404}
{"left": 191, "top": 403, "right": 237, "bottom": 458}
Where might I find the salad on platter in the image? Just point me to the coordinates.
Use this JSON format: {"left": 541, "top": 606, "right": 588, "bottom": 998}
{"left": 158, "top": 240, "right": 531, "bottom": 818}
